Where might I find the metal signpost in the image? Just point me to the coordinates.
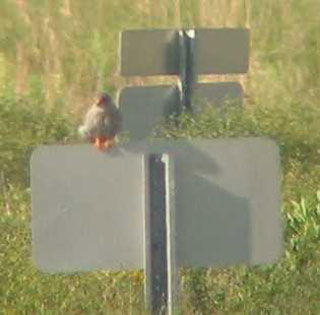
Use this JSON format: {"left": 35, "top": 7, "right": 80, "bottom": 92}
{"left": 119, "top": 28, "right": 249, "bottom": 142}
{"left": 31, "top": 28, "right": 282, "bottom": 315}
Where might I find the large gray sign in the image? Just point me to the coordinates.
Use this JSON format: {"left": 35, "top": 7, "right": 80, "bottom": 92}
{"left": 31, "top": 138, "right": 281, "bottom": 272}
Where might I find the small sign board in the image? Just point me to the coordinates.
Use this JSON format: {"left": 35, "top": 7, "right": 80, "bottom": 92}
{"left": 120, "top": 29, "right": 249, "bottom": 76}
{"left": 194, "top": 81, "right": 243, "bottom": 110}
{"left": 31, "top": 138, "right": 281, "bottom": 272}
{"left": 120, "top": 29, "right": 179, "bottom": 76}
{"left": 118, "top": 82, "right": 243, "bottom": 140}
{"left": 195, "top": 28, "right": 249, "bottom": 74}
{"left": 118, "top": 85, "right": 180, "bottom": 140}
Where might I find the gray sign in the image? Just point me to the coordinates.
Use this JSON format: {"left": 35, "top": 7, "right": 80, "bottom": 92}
{"left": 118, "top": 82, "right": 243, "bottom": 140}
{"left": 120, "top": 29, "right": 249, "bottom": 76}
{"left": 195, "top": 28, "right": 249, "bottom": 74}
{"left": 120, "top": 29, "right": 179, "bottom": 76}
{"left": 169, "top": 139, "right": 281, "bottom": 266}
{"left": 118, "top": 85, "right": 180, "bottom": 140}
{"left": 31, "top": 138, "right": 281, "bottom": 272}
{"left": 194, "top": 81, "right": 243, "bottom": 110}
{"left": 31, "top": 146, "right": 145, "bottom": 272}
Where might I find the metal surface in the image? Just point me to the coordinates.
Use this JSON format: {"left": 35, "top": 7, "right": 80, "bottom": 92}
{"left": 145, "top": 154, "right": 169, "bottom": 314}
{"left": 163, "top": 154, "right": 178, "bottom": 315}
{"left": 195, "top": 28, "right": 250, "bottom": 74}
{"left": 193, "top": 82, "right": 243, "bottom": 110}
{"left": 144, "top": 154, "right": 178, "bottom": 315}
{"left": 120, "top": 29, "right": 179, "bottom": 76}
{"left": 119, "top": 83, "right": 243, "bottom": 140}
{"left": 120, "top": 29, "right": 249, "bottom": 76}
{"left": 138, "top": 138, "right": 282, "bottom": 267}
{"left": 167, "top": 138, "right": 281, "bottom": 266}
{"left": 31, "top": 138, "right": 282, "bottom": 272}
{"left": 118, "top": 85, "right": 180, "bottom": 140}
{"left": 31, "top": 145, "right": 145, "bottom": 272}
{"left": 179, "top": 30, "right": 195, "bottom": 112}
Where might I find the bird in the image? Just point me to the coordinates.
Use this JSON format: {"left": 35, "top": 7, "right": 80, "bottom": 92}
{"left": 78, "top": 92, "right": 122, "bottom": 151}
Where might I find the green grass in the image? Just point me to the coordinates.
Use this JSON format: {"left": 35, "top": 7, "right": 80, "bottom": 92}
{"left": 1, "top": 0, "right": 320, "bottom": 314}
{"left": 1, "top": 97, "right": 320, "bottom": 314}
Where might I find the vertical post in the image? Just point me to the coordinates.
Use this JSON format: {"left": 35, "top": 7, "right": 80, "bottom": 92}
{"left": 144, "top": 154, "right": 177, "bottom": 315}
{"left": 179, "top": 29, "right": 196, "bottom": 112}
{"left": 163, "top": 154, "right": 178, "bottom": 315}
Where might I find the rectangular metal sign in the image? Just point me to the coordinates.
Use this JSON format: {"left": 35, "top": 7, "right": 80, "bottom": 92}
{"left": 195, "top": 28, "right": 249, "bottom": 74}
{"left": 120, "top": 29, "right": 179, "bottom": 76}
{"left": 31, "top": 146, "right": 145, "bottom": 272}
{"left": 170, "top": 139, "right": 281, "bottom": 266}
{"left": 194, "top": 82, "right": 243, "bottom": 110}
{"left": 117, "top": 85, "right": 180, "bottom": 140}
{"left": 31, "top": 138, "right": 281, "bottom": 272}
{"left": 118, "top": 83, "right": 243, "bottom": 140}
{"left": 120, "top": 29, "right": 249, "bottom": 76}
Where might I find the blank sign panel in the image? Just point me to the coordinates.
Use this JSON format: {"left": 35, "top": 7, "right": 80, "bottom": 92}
{"left": 195, "top": 28, "right": 250, "bottom": 74}
{"left": 120, "top": 28, "right": 249, "bottom": 76}
{"left": 31, "top": 145, "right": 145, "bottom": 272}
{"left": 31, "top": 138, "right": 281, "bottom": 272}
{"left": 119, "top": 83, "right": 243, "bottom": 140}
{"left": 118, "top": 85, "right": 180, "bottom": 140}
{"left": 120, "top": 29, "right": 179, "bottom": 76}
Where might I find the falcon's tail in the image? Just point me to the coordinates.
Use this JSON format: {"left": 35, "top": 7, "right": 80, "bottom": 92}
{"left": 78, "top": 125, "right": 88, "bottom": 138}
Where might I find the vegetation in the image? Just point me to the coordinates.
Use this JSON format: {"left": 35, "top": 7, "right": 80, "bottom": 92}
{"left": 1, "top": 0, "right": 319, "bottom": 313}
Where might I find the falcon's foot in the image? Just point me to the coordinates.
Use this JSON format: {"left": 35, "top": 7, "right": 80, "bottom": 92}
{"left": 93, "top": 137, "right": 114, "bottom": 151}
{"left": 104, "top": 138, "right": 115, "bottom": 149}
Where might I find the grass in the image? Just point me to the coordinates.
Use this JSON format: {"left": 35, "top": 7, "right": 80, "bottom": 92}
{"left": 1, "top": 97, "right": 320, "bottom": 314}
{"left": 1, "top": 0, "right": 320, "bottom": 314}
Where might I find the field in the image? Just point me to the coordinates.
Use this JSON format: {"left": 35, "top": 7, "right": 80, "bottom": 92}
{"left": 1, "top": 0, "right": 320, "bottom": 314}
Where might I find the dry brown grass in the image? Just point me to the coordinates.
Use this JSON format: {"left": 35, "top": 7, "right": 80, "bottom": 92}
{"left": 0, "top": 0, "right": 319, "bottom": 118}
{"left": 1, "top": 0, "right": 253, "bottom": 114}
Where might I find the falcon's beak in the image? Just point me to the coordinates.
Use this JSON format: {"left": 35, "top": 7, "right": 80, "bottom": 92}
{"left": 94, "top": 98, "right": 101, "bottom": 106}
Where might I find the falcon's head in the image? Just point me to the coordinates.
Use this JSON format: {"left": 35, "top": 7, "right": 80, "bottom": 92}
{"left": 95, "top": 93, "right": 112, "bottom": 108}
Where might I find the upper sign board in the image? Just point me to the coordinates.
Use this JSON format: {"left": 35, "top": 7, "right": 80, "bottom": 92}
{"left": 120, "top": 29, "right": 179, "bottom": 76}
{"left": 195, "top": 28, "right": 249, "bottom": 74}
{"left": 120, "top": 29, "right": 249, "bottom": 76}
